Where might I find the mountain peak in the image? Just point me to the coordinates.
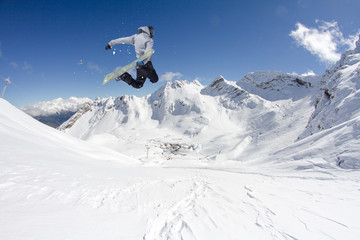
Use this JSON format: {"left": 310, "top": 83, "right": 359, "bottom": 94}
{"left": 163, "top": 80, "right": 202, "bottom": 90}
{"left": 205, "top": 76, "right": 243, "bottom": 95}
{"left": 214, "top": 75, "right": 225, "bottom": 81}
{"left": 236, "top": 71, "right": 316, "bottom": 101}
{"left": 201, "top": 76, "right": 250, "bottom": 109}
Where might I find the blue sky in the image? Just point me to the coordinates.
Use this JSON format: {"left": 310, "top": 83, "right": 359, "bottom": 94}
{"left": 0, "top": 0, "right": 359, "bottom": 107}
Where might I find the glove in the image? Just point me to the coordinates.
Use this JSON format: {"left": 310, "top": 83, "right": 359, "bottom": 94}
{"left": 137, "top": 61, "right": 144, "bottom": 66}
{"left": 105, "top": 44, "right": 111, "bottom": 50}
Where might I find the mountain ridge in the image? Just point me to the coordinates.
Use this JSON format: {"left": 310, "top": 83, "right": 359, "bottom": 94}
{"left": 21, "top": 97, "right": 93, "bottom": 127}
{"left": 58, "top": 36, "right": 360, "bottom": 167}
{"left": 59, "top": 72, "right": 318, "bottom": 163}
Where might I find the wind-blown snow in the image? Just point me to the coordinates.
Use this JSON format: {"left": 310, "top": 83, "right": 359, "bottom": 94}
{"left": 1, "top": 37, "right": 360, "bottom": 239}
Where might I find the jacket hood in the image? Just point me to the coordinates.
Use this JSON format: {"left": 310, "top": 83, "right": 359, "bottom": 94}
{"left": 138, "top": 26, "right": 154, "bottom": 38}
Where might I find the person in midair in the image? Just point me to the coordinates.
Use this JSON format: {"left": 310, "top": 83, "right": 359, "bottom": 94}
{"left": 105, "top": 26, "right": 159, "bottom": 88}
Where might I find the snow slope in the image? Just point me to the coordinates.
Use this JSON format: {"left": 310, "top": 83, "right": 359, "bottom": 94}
{"left": 1, "top": 98, "right": 360, "bottom": 239}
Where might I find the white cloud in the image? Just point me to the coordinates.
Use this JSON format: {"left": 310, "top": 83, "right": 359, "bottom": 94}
{"left": 21, "top": 61, "right": 33, "bottom": 74}
{"left": 159, "top": 72, "right": 183, "bottom": 82}
{"left": 23, "top": 61, "right": 33, "bottom": 71}
{"left": 10, "top": 62, "right": 18, "bottom": 69}
{"left": 301, "top": 70, "right": 316, "bottom": 77}
{"left": 8, "top": 61, "right": 33, "bottom": 73}
{"left": 87, "top": 62, "right": 104, "bottom": 73}
{"left": 290, "top": 20, "right": 359, "bottom": 64}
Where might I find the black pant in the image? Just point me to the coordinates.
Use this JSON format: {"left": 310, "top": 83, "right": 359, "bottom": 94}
{"left": 121, "top": 61, "right": 158, "bottom": 89}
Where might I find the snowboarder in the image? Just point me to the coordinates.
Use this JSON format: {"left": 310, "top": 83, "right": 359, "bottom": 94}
{"left": 105, "top": 26, "right": 159, "bottom": 89}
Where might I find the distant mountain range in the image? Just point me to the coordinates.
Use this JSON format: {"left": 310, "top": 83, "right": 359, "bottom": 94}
{"left": 21, "top": 97, "right": 92, "bottom": 128}
{"left": 57, "top": 37, "right": 360, "bottom": 168}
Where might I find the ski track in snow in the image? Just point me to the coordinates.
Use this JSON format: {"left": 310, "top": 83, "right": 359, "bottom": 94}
{"left": 143, "top": 175, "right": 208, "bottom": 240}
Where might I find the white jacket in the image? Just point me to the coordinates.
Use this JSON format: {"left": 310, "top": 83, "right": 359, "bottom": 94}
{"left": 108, "top": 26, "right": 154, "bottom": 64}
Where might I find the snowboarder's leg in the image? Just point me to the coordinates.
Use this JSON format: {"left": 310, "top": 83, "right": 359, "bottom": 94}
{"left": 116, "top": 61, "right": 158, "bottom": 89}
{"left": 117, "top": 72, "right": 144, "bottom": 89}
{"left": 144, "top": 61, "right": 159, "bottom": 83}
{"left": 117, "top": 72, "right": 134, "bottom": 84}
{"left": 131, "top": 66, "right": 147, "bottom": 89}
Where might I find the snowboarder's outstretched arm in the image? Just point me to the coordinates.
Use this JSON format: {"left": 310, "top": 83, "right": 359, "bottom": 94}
{"left": 105, "top": 35, "right": 136, "bottom": 50}
{"left": 105, "top": 26, "right": 155, "bottom": 64}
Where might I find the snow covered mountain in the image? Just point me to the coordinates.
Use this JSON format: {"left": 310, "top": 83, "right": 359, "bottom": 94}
{"left": 59, "top": 37, "right": 360, "bottom": 169}
{"left": 236, "top": 70, "right": 316, "bottom": 101}
{"left": 1, "top": 36, "right": 360, "bottom": 240}
{"left": 301, "top": 45, "right": 360, "bottom": 137}
{"left": 21, "top": 97, "right": 92, "bottom": 127}
{"left": 58, "top": 72, "right": 318, "bottom": 164}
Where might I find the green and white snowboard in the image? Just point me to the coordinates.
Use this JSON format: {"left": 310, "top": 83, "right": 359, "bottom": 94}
{"left": 103, "top": 49, "right": 155, "bottom": 85}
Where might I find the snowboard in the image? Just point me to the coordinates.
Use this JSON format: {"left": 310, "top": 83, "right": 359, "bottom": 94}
{"left": 103, "top": 49, "right": 155, "bottom": 85}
